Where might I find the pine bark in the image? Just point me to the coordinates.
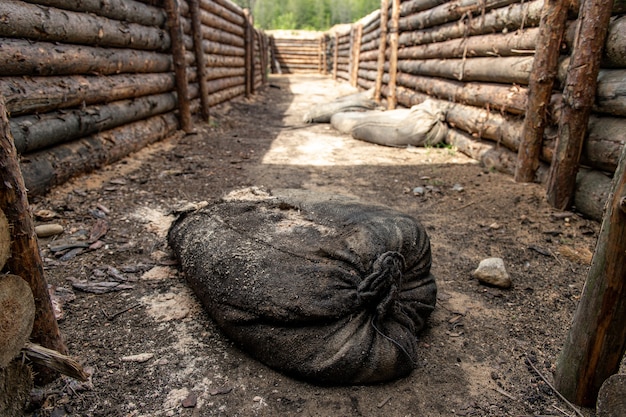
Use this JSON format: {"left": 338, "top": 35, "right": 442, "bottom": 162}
{"left": 375, "top": 0, "right": 390, "bottom": 103}
{"left": 165, "top": 0, "right": 192, "bottom": 133}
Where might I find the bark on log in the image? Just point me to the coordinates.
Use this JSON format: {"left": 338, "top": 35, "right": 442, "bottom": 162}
{"left": 0, "top": 38, "right": 172, "bottom": 76}
{"left": 375, "top": 0, "right": 390, "bottom": 103}
{"left": 202, "top": 26, "right": 245, "bottom": 48}
{"left": 206, "top": 76, "right": 245, "bottom": 94}
{"left": 165, "top": 0, "right": 192, "bottom": 133}
{"left": 565, "top": 14, "right": 626, "bottom": 69}
{"left": 0, "top": 97, "right": 67, "bottom": 384}
{"left": 0, "top": 0, "right": 169, "bottom": 51}
{"left": 333, "top": 33, "right": 339, "bottom": 80}
{"left": 207, "top": 85, "right": 245, "bottom": 107}
{"left": 395, "top": 73, "right": 528, "bottom": 114}
{"left": 213, "top": 0, "right": 245, "bottom": 18}
{"left": 199, "top": 0, "right": 245, "bottom": 26}
{"left": 595, "top": 70, "right": 626, "bottom": 117}
{"left": 1, "top": 73, "right": 176, "bottom": 117}
{"left": 0, "top": 274, "right": 35, "bottom": 368}
{"left": 0, "top": 209, "right": 8, "bottom": 271}
{"left": 24, "top": 0, "right": 167, "bottom": 27}
{"left": 189, "top": 0, "right": 209, "bottom": 120}
{"left": 11, "top": 93, "right": 178, "bottom": 154}
{"left": 243, "top": 9, "right": 254, "bottom": 97}
{"left": 388, "top": 0, "right": 401, "bottom": 109}
{"left": 399, "top": 0, "right": 544, "bottom": 47}
{"left": 205, "top": 67, "right": 245, "bottom": 80}
{"left": 516, "top": 0, "right": 569, "bottom": 183}
{"left": 398, "top": 28, "right": 539, "bottom": 61}
{"left": 574, "top": 169, "right": 613, "bottom": 222}
{"left": 398, "top": 56, "right": 534, "bottom": 84}
{"left": 554, "top": 142, "right": 626, "bottom": 406}
{"left": 546, "top": 0, "right": 614, "bottom": 210}
{"left": 400, "top": 0, "right": 449, "bottom": 16}
{"left": 199, "top": 8, "right": 244, "bottom": 37}
{"left": 582, "top": 116, "right": 626, "bottom": 173}
{"left": 21, "top": 112, "right": 180, "bottom": 196}
{"left": 399, "top": 0, "right": 519, "bottom": 31}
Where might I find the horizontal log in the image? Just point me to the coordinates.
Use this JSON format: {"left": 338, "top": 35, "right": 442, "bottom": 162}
{"left": 21, "top": 112, "right": 180, "bottom": 196}
{"left": 582, "top": 116, "right": 626, "bottom": 173}
{"left": 400, "top": 0, "right": 449, "bottom": 16}
{"left": 446, "top": 128, "right": 521, "bottom": 176}
{"left": 565, "top": 14, "right": 626, "bottom": 68}
{"left": 206, "top": 54, "right": 245, "bottom": 68}
{"left": 358, "top": 69, "right": 378, "bottom": 81}
{"left": 0, "top": 0, "right": 169, "bottom": 51}
{"left": 397, "top": 74, "right": 528, "bottom": 114}
{"left": 202, "top": 26, "right": 244, "bottom": 48}
{"left": 359, "top": 60, "right": 379, "bottom": 71}
{"left": 0, "top": 38, "right": 171, "bottom": 76}
{"left": 23, "top": 0, "right": 167, "bottom": 27}
{"left": 400, "top": 0, "right": 543, "bottom": 47}
{"left": 213, "top": 0, "right": 244, "bottom": 19}
{"left": 199, "top": 0, "right": 245, "bottom": 26}
{"left": 398, "top": 28, "right": 539, "bottom": 60}
{"left": 362, "top": 28, "right": 382, "bottom": 45}
{"left": 1, "top": 73, "right": 176, "bottom": 116}
{"left": 360, "top": 39, "right": 380, "bottom": 53}
{"left": 398, "top": 56, "right": 534, "bottom": 85}
{"left": 199, "top": 8, "right": 244, "bottom": 37}
{"left": 207, "top": 84, "right": 245, "bottom": 107}
{"left": 573, "top": 169, "right": 612, "bottom": 222}
{"left": 206, "top": 76, "right": 245, "bottom": 94}
{"left": 203, "top": 39, "right": 244, "bottom": 56}
{"left": 399, "top": 0, "right": 519, "bottom": 31}
{"left": 11, "top": 92, "right": 178, "bottom": 154}
{"left": 357, "top": 78, "right": 375, "bottom": 90}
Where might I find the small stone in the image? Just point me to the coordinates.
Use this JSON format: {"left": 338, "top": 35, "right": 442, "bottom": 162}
{"left": 412, "top": 186, "right": 425, "bottom": 196}
{"left": 182, "top": 392, "right": 197, "bottom": 408}
{"left": 452, "top": 184, "right": 464, "bottom": 192}
{"left": 488, "top": 222, "right": 501, "bottom": 230}
{"left": 35, "top": 224, "right": 64, "bottom": 238}
{"left": 253, "top": 396, "right": 263, "bottom": 402}
{"left": 121, "top": 353, "right": 154, "bottom": 363}
{"left": 472, "top": 258, "right": 512, "bottom": 288}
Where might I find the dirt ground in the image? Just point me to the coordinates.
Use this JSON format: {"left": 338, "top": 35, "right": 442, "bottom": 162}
{"left": 28, "top": 74, "right": 606, "bottom": 416}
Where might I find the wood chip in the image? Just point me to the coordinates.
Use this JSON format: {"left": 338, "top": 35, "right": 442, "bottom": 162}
{"left": 209, "top": 387, "right": 233, "bottom": 396}
{"left": 121, "top": 353, "right": 154, "bottom": 363}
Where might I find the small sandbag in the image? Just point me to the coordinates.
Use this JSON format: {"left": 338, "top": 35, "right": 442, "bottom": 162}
{"left": 303, "top": 89, "right": 380, "bottom": 123}
{"left": 168, "top": 188, "right": 437, "bottom": 385}
{"left": 331, "top": 109, "right": 411, "bottom": 134}
{"left": 351, "top": 99, "right": 448, "bottom": 147}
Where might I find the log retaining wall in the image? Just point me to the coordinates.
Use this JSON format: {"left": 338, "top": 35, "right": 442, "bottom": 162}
{"left": 0, "top": 0, "right": 269, "bottom": 195}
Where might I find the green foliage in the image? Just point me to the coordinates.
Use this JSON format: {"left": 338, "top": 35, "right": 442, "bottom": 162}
{"left": 231, "top": 0, "right": 380, "bottom": 30}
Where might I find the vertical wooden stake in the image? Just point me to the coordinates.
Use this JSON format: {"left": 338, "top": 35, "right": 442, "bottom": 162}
{"left": 387, "top": 0, "right": 400, "bottom": 109}
{"left": 350, "top": 24, "right": 363, "bottom": 88}
{"left": 545, "top": 0, "right": 613, "bottom": 209}
{"left": 554, "top": 142, "right": 626, "bottom": 407}
{"left": 332, "top": 32, "right": 339, "bottom": 81}
{"left": 515, "top": 0, "right": 568, "bottom": 183}
{"left": 0, "top": 96, "right": 68, "bottom": 383}
{"left": 375, "top": 0, "right": 390, "bottom": 103}
{"left": 243, "top": 9, "right": 254, "bottom": 97}
{"left": 188, "top": 0, "right": 209, "bottom": 121}
{"left": 165, "top": 0, "right": 192, "bottom": 133}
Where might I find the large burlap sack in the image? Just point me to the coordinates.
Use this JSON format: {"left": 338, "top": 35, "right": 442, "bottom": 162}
{"left": 303, "top": 89, "right": 380, "bottom": 123}
{"left": 331, "top": 109, "right": 411, "bottom": 134}
{"left": 168, "top": 188, "right": 437, "bottom": 385}
{"left": 351, "top": 99, "right": 448, "bottom": 147}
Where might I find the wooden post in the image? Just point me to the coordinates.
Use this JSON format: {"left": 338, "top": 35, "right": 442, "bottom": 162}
{"left": 375, "top": 0, "right": 390, "bottom": 103}
{"left": 545, "top": 0, "right": 613, "bottom": 209}
{"left": 515, "top": 0, "right": 568, "bottom": 183}
{"left": 165, "top": 0, "right": 192, "bottom": 132}
{"left": 554, "top": 142, "right": 626, "bottom": 406}
{"left": 387, "top": 0, "right": 400, "bottom": 109}
{"left": 0, "top": 96, "right": 68, "bottom": 383}
{"left": 350, "top": 24, "right": 363, "bottom": 87}
{"left": 188, "top": 0, "right": 209, "bottom": 121}
{"left": 243, "top": 9, "right": 254, "bottom": 97}
{"left": 333, "top": 32, "right": 339, "bottom": 80}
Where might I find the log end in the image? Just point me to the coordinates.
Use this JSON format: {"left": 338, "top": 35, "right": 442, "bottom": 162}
{"left": 0, "top": 274, "right": 35, "bottom": 368}
{"left": 0, "top": 359, "right": 34, "bottom": 416}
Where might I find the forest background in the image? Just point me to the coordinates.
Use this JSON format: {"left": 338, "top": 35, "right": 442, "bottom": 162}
{"left": 232, "top": 0, "right": 381, "bottom": 30}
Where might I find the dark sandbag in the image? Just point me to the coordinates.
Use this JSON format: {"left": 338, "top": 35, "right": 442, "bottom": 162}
{"left": 303, "top": 89, "right": 380, "bottom": 123}
{"left": 351, "top": 100, "right": 448, "bottom": 147}
{"left": 331, "top": 109, "right": 411, "bottom": 134}
{"left": 168, "top": 188, "right": 437, "bottom": 385}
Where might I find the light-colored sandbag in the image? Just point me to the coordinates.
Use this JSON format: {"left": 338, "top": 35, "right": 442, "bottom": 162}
{"left": 303, "top": 89, "right": 380, "bottom": 123}
{"left": 331, "top": 109, "right": 411, "bottom": 134}
{"left": 351, "top": 100, "right": 448, "bottom": 147}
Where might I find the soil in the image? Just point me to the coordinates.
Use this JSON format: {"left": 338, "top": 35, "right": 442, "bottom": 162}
{"left": 28, "top": 74, "right": 605, "bottom": 416}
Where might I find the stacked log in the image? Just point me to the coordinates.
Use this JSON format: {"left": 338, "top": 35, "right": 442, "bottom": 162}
{"left": 0, "top": 0, "right": 268, "bottom": 195}
{"left": 333, "top": 27, "right": 352, "bottom": 81}
{"left": 268, "top": 31, "right": 324, "bottom": 73}
{"left": 356, "top": 10, "right": 382, "bottom": 90}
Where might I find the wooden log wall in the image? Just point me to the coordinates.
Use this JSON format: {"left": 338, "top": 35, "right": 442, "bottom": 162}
{"left": 268, "top": 32, "right": 324, "bottom": 74}
{"left": 0, "top": 0, "right": 269, "bottom": 196}
{"left": 319, "top": 0, "right": 626, "bottom": 222}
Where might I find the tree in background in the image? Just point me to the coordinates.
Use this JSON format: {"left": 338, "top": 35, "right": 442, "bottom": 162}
{"left": 232, "top": 0, "right": 380, "bottom": 30}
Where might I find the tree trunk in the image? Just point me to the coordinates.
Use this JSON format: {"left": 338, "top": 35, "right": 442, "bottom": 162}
{"left": 387, "top": 0, "right": 400, "bottom": 109}
{"left": 374, "top": 0, "right": 388, "bottom": 104}
{"left": 515, "top": 0, "right": 569, "bottom": 183}
{"left": 0, "top": 38, "right": 172, "bottom": 76}
{"left": 11, "top": 92, "right": 178, "bottom": 154}
{"left": 21, "top": 112, "right": 180, "bottom": 196}
{"left": 189, "top": 0, "right": 209, "bottom": 120}
{"left": 0, "top": 274, "right": 35, "bottom": 368}
{"left": 0, "top": 97, "right": 67, "bottom": 384}
{"left": 554, "top": 142, "right": 626, "bottom": 406}
{"left": 398, "top": 56, "right": 534, "bottom": 84}
{"left": 243, "top": 9, "right": 254, "bottom": 97}
{"left": 400, "top": 0, "right": 449, "bottom": 16}
{"left": 546, "top": 0, "right": 614, "bottom": 209}
{"left": 23, "top": 0, "right": 167, "bottom": 27}
{"left": 0, "top": 73, "right": 176, "bottom": 117}
{"left": 0, "top": 0, "right": 169, "bottom": 51}
{"left": 333, "top": 32, "right": 339, "bottom": 80}
{"left": 399, "top": 0, "right": 543, "bottom": 47}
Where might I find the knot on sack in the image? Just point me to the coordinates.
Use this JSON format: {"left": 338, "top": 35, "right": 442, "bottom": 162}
{"left": 357, "top": 251, "right": 405, "bottom": 317}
